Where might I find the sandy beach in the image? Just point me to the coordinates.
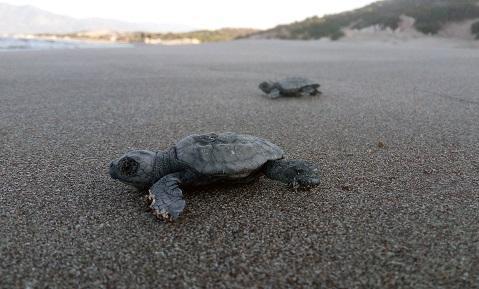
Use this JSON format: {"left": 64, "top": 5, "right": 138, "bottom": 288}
{"left": 1, "top": 40, "right": 478, "bottom": 288}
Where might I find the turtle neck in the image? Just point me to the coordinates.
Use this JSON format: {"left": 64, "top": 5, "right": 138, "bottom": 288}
{"left": 154, "top": 148, "right": 185, "bottom": 179}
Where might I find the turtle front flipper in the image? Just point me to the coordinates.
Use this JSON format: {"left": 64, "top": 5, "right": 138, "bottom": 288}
{"left": 148, "top": 174, "right": 186, "bottom": 222}
{"left": 268, "top": 88, "right": 282, "bottom": 99}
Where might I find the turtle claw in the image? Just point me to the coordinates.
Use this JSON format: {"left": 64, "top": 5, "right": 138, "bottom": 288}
{"left": 290, "top": 179, "right": 300, "bottom": 190}
{"left": 150, "top": 204, "right": 174, "bottom": 222}
{"left": 144, "top": 194, "right": 153, "bottom": 205}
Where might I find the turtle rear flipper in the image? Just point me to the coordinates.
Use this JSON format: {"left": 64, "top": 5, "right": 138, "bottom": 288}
{"left": 263, "top": 159, "right": 320, "bottom": 189}
{"left": 149, "top": 174, "right": 186, "bottom": 222}
{"left": 301, "top": 86, "right": 321, "bottom": 97}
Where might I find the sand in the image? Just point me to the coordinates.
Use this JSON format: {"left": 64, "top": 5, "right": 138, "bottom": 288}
{"left": 1, "top": 40, "right": 478, "bottom": 288}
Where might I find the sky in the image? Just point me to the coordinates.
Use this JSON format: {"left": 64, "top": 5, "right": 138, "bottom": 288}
{"left": 3, "top": 0, "right": 378, "bottom": 30}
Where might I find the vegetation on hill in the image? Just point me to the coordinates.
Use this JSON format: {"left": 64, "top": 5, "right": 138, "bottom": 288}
{"left": 37, "top": 28, "right": 258, "bottom": 44}
{"left": 254, "top": 0, "right": 479, "bottom": 40}
{"left": 154, "top": 28, "right": 258, "bottom": 42}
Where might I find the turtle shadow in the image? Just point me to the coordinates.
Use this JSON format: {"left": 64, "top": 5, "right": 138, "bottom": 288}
{"left": 183, "top": 180, "right": 260, "bottom": 199}
{"left": 258, "top": 93, "right": 325, "bottom": 102}
{"left": 138, "top": 181, "right": 260, "bottom": 208}
{"left": 139, "top": 180, "right": 324, "bottom": 223}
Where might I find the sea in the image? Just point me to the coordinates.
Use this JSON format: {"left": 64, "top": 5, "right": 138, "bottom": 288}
{"left": 0, "top": 37, "right": 126, "bottom": 51}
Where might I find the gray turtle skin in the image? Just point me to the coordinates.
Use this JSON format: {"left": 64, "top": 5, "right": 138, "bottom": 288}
{"left": 109, "top": 132, "right": 320, "bottom": 222}
{"left": 259, "top": 77, "right": 321, "bottom": 99}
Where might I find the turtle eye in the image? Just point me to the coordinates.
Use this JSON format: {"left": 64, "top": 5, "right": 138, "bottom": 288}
{"left": 119, "top": 157, "right": 139, "bottom": 176}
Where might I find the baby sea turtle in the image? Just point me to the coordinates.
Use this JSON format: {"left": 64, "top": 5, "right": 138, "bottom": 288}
{"left": 109, "top": 132, "right": 320, "bottom": 221}
{"left": 259, "top": 77, "right": 321, "bottom": 99}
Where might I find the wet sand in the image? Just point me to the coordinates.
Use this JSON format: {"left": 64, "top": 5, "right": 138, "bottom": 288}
{"left": 1, "top": 40, "right": 478, "bottom": 288}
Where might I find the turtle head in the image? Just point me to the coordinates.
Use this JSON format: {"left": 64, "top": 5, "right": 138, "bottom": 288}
{"left": 259, "top": 81, "right": 274, "bottom": 93}
{"left": 109, "top": 150, "right": 157, "bottom": 190}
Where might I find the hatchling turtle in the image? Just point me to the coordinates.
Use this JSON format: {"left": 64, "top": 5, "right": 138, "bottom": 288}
{"left": 109, "top": 132, "right": 320, "bottom": 221}
{"left": 259, "top": 77, "right": 321, "bottom": 98}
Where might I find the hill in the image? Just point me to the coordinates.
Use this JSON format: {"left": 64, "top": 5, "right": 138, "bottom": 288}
{"left": 0, "top": 2, "right": 191, "bottom": 34}
{"left": 252, "top": 0, "right": 479, "bottom": 40}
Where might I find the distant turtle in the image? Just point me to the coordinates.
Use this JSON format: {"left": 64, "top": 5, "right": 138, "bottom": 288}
{"left": 109, "top": 132, "right": 320, "bottom": 221}
{"left": 259, "top": 77, "right": 321, "bottom": 98}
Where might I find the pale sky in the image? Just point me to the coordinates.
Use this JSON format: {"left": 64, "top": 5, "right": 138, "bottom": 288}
{"left": 4, "top": 0, "right": 378, "bottom": 30}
